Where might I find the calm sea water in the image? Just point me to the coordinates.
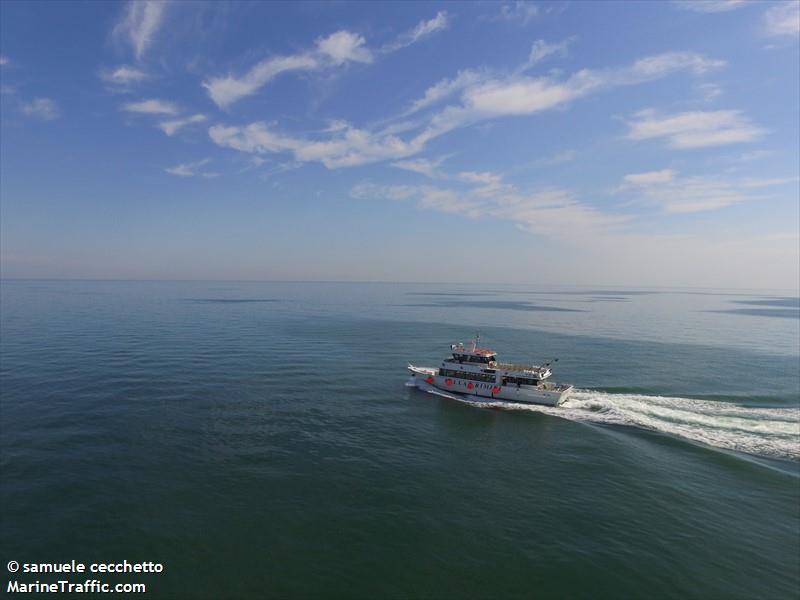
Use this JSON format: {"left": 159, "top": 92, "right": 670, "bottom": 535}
{"left": 1, "top": 280, "right": 798, "bottom": 599}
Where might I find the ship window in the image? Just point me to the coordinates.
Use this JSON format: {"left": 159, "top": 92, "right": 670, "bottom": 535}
{"left": 503, "top": 377, "right": 539, "bottom": 385}
{"left": 503, "top": 376, "right": 539, "bottom": 386}
{"left": 439, "top": 369, "right": 496, "bottom": 383}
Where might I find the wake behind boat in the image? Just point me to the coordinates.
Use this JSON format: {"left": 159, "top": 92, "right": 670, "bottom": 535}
{"left": 408, "top": 337, "right": 573, "bottom": 406}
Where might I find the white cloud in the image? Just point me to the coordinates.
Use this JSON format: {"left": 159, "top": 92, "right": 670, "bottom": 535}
{"left": 763, "top": 2, "right": 800, "bottom": 37}
{"left": 211, "top": 50, "right": 727, "bottom": 170}
{"left": 626, "top": 109, "right": 765, "bottom": 148}
{"left": 672, "top": 0, "right": 749, "bottom": 13}
{"left": 496, "top": 188, "right": 627, "bottom": 235}
{"left": 493, "top": 2, "right": 540, "bottom": 25}
{"left": 0, "top": 56, "right": 9, "bottom": 66}
{"left": 100, "top": 65, "right": 149, "bottom": 86}
{"left": 623, "top": 169, "right": 676, "bottom": 185}
{"left": 21, "top": 98, "right": 60, "bottom": 120}
{"left": 113, "top": 0, "right": 169, "bottom": 59}
{"left": 209, "top": 121, "right": 428, "bottom": 168}
{"left": 203, "top": 13, "right": 451, "bottom": 109}
{"left": 403, "top": 70, "right": 482, "bottom": 115}
{"left": 323, "top": 119, "right": 351, "bottom": 133}
{"left": 417, "top": 186, "right": 486, "bottom": 217}
{"left": 457, "top": 171, "right": 504, "bottom": 185}
{"left": 315, "top": 30, "right": 373, "bottom": 65}
{"left": 617, "top": 168, "right": 790, "bottom": 213}
{"left": 382, "top": 11, "right": 449, "bottom": 52}
{"left": 208, "top": 123, "right": 297, "bottom": 154}
{"left": 391, "top": 157, "right": 448, "bottom": 178}
{"left": 464, "top": 77, "right": 578, "bottom": 115}
{"left": 407, "top": 11, "right": 449, "bottom": 42}
{"left": 165, "top": 158, "right": 217, "bottom": 177}
{"left": 158, "top": 114, "right": 207, "bottom": 136}
{"left": 626, "top": 51, "right": 725, "bottom": 78}
{"left": 408, "top": 51, "right": 724, "bottom": 136}
{"left": 123, "top": 98, "right": 179, "bottom": 115}
{"left": 352, "top": 171, "right": 626, "bottom": 240}
{"left": 203, "top": 54, "right": 318, "bottom": 110}
{"left": 349, "top": 174, "right": 800, "bottom": 288}
{"left": 526, "top": 38, "right": 572, "bottom": 68}
{"left": 203, "top": 30, "right": 377, "bottom": 109}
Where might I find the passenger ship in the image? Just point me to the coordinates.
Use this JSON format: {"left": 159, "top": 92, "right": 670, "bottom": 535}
{"left": 408, "top": 338, "right": 573, "bottom": 406}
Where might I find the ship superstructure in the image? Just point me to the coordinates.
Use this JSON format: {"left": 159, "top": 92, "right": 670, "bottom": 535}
{"left": 408, "top": 337, "right": 572, "bottom": 406}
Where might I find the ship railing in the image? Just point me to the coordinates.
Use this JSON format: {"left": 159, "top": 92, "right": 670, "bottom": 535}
{"left": 493, "top": 362, "right": 549, "bottom": 374}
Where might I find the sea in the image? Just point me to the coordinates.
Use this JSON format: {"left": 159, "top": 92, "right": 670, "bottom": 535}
{"left": 1, "top": 279, "right": 798, "bottom": 599}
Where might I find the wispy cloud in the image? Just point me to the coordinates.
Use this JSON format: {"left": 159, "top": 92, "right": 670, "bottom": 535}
{"left": 672, "top": 0, "right": 749, "bottom": 13}
{"left": 353, "top": 170, "right": 626, "bottom": 240}
{"left": 626, "top": 109, "right": 765, "bottom": 148}
{"left": 0, "top": 55, "right": 9, "bottom": 66}
{"left": 491, "top": 2, "right": 540, "bottom": 25}
{"left": 391, "top": 156, "right": 449, "bottom": 179}
{"left": 123, "top": 98, "right": 179, "bottom": 115}
{"left": 362, "top": 162, "right": 792, "bottom": 239}
{"left": 382, "top": 11, "right": 449, "bottom": 52}
{"left": 203, "top": 30, "right": 373, "bottom": 109}
{"left": 525, "top": 38, "right": 573, "bottom": 68}
{"left": 203, "top": 54, "right": 318, "bottom": 109}
{"left": 456, "top": 170, "right": 504, "bottom": 185}
{"left": 165, "top": 158, "right": 218, "bottom": 178}
{"left": 415, "top": 51, "right": 724, "bottom": 137}
{"left": 622, "top": 169, "right": 675, "bottom": 185}
{"left": 408, "top": 51, "right": 722, "bottom": 122}
{"left": 403, "top": 69, "right": 483, "bottom": 116}
{"left": 316, "top": 30, "right": 373, "bottom": 65}
{"left": 210, "top": 50, "right": 726, "bottom": 169}
{"left": 113, "top": 0, "right": 169, "bottom": 60}
{"left": 100, "top": 65, "right": 149, "bottom": 87}
{"left": 21, "top": 98, "right": 60, "bottom": 120}
{"left": 618, "top": 168, "right": 790, "bottom": 212}
{"left": 204, "top": 12, "right": 451, "bottom": 110}
{"left": 209, "top": 121, "right": 426, "bottom": 168}
{"left": 763, "top": 2, "right": 800, "bottom": 37}
{"left": 159, "top": 114, "right": 207, "bottom": 136}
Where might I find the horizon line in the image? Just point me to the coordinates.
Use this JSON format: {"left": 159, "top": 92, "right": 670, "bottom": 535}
{"left": 1, "top": 277, "right": 798, "bottom": 294}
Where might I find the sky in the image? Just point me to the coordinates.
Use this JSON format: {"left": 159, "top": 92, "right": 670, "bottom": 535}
{"left": 1, "top": 0, "right": 798, "bottom": 288}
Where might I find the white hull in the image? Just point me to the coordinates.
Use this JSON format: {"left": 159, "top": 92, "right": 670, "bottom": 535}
{"left": 408, "top": 366, "right": 571, "bottom": 407}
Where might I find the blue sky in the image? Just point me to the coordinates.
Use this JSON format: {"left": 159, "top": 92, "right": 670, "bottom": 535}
{"left": 1, "top": 0, "right": 798, "bottom": 288}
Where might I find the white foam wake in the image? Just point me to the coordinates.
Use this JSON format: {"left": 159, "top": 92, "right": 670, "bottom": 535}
{"left": 407, "top": 379, "right": 800, "bottom": 460}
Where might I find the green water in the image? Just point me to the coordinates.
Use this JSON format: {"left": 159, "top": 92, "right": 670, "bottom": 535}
{"left": 1, "top": 281, "right": 798, "bottom": 598}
